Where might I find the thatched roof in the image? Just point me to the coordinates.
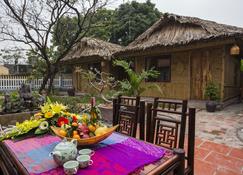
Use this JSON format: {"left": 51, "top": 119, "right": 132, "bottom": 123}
{"left": 62, "top": 37, "right": 123, "bottom": 63}
{"left": 118, "top": 13, "right": 243, "bottom": 55}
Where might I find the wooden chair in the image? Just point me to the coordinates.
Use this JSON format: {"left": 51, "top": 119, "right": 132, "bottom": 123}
{"left": 112, "top": 95, "right": 145, "bottom": 139}
{"left": 147, "top": 98, "right": 196, "bottom": 175}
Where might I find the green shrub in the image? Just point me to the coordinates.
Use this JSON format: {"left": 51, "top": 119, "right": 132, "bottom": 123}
{"left": 241, "top": 59, "right": 243, "bottom": 72}
{"left": 49, "top": 95, "right": 104, "bottom": 113}
{"left": 113, "top": 59, "right": 160, "bottom": 96}
{"left": 10, "top": 91, "right": 19, "bottom": 102}
{"left": 204, "top": 82, "right": 220, "bottom": 101}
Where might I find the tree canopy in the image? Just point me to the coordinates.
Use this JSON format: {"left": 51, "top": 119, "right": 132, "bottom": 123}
{"left": 111, "top": 0, "right": 161, "bottom": 45}
{"left": 52, "top": 0, "right": 161, "bottom": 46}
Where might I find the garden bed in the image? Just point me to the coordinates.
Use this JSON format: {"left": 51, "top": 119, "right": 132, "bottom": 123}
{"left": 0, "top": 111, "right": 38, "bottom": 127}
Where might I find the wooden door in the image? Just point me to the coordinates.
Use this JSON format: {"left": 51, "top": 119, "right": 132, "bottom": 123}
{"left": 190, "top": 53, "right": 203, "bottom": 99}
{"left": 190, "top": 50, "right": 211, "bottom": 99}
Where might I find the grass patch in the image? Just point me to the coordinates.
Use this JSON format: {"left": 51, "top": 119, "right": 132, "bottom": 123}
{"left": 49, "top": 95, "right": 104, "bottom": 113}
{"left": 0, "top": 97, "right": 3, "bottom": 109}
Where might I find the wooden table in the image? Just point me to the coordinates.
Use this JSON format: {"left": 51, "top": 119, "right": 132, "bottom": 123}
{"left": 0, "top": 134, "right": 185, "bottom": 175}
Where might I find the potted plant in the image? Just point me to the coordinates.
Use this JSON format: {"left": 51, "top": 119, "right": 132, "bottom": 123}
{"left": 204, "top": 82, "right": 220, "bottom": 112}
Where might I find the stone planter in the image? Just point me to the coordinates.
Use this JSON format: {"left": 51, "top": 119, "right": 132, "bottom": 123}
{"left": 205, "top": 101, "right": 217, "bottom": 112}
{"left": 0, "top": 111, "right": 38, "bottom": 127}
{"left": 98, "top": 105, "right": 113, "bottom": 124}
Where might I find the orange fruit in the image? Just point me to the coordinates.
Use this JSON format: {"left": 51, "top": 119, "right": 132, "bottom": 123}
{"left": 73, "top": 130, "right": 78, "bottom": 135}
{"left": 59, "top": 129, "right": 67, "bottom": 137}
{"left": 72, "top": 134, "right": 80, "bottom": 140}
{"left": 88, "top": 125, "right": 96, "bottom": 132}
{"left": 72, "top": 122, "right": 78, "bottom": 127}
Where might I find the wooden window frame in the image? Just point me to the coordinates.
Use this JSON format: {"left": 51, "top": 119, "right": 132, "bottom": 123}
{"left": 145, "top": 55, "right": 171, "bottom": 82}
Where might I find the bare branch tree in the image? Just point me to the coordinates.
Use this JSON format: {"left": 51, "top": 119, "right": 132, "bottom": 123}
{"left": 76, "top": 67, "right": 118, "bottom": 103}
{"left": 0, "top": 0, "right": 108, "bottom": 93}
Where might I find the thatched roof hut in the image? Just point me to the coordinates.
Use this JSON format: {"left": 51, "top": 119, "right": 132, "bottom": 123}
{"left": 62, "top": 37, "right": 123, "bottom": 64}
{"left": 117, "top": 13, "right": 243, "bottom": 57}
{"left": 116, "top": 13, "right": 243, "bottom": 105}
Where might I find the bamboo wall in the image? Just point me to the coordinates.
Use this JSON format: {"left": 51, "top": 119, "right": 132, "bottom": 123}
{"left": 190, "top": 47, "right": 224, "bottom": 100}
{"left": 136, "top": 51, "right": 191, "bottom": 99}
{"left": 135, "top": 46, "right": 225, "bottom": 100}
{"left": 73, "top": 60, "right": 110, "bottom": 94}
{"left": 223, "top": 45, "right": 241, "bottom": 101}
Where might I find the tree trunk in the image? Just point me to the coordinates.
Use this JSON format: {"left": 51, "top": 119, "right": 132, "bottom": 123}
{"left": 47, "top": 65, "right": 58, "bottom": 94}
{"left": 39, "top": 73, "right": 49, "bottom": 93}
{"left": 39, "top": 64, "right": 51, "bottom": 94}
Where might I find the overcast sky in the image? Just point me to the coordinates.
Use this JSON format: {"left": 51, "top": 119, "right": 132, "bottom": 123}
{"left": 108, "top": 0, "right": 243, "bottom": 27}
{"left": 0, "top": 0, "right": 243, "bottom": 51}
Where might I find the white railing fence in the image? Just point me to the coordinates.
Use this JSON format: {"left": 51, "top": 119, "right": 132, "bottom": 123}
{"left": 0, "top": 75, "right": 73, "bottom": 91}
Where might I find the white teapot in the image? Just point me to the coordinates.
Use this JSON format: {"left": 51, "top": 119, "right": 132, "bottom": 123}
{"left": 50, "top": 138, "right": 78, "bottom": 165}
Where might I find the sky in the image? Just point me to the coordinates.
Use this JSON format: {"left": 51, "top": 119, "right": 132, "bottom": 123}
{"left": 0, "top": 0, "right": 243, "bottom": 52}
{"left": 108, "top": 0, "right": 243, "bottom": 27}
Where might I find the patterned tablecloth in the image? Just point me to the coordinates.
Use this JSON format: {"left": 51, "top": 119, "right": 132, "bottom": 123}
{"left": 4, "top": 133, "right": 170, "bottom": 175}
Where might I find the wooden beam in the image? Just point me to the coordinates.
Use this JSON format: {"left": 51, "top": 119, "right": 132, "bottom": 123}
{"left": 221, "top": 46, "right": 226, "bottom": 102}
{"left": 117, "top": 39, "right": 237, "bottom": 59}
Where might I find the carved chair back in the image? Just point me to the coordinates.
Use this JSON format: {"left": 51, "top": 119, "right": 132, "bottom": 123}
{"left": 147, "top": 98, "right": 188, "bottom": 149}
{"left": 147, "top": 98, "right": 196, "bottom": 175}
{"left": 113, "top": 95, "right": 142, "bottom": 138}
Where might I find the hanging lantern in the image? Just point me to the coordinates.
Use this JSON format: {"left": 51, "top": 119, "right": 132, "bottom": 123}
{"left": 101, "top": 61, "right": 106, "bottom": 67}
{"left": 230, "top": 44, "right": 240, "bottom": 55}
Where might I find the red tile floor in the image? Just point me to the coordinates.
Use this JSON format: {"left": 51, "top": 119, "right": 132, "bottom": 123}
{"left": 194, "top": 138, "right": 243, "bottom": 175}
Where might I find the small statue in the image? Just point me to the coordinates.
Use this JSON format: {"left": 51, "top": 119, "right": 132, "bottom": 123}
{"left": 3, "top": 92, "right": 12, "bottom": 113}
{"left": 38, "top": 90, "right": 47, "bottom": 105}
{"left": 19, "top": 84, "right": 33, "bottom": 101}
{"left": 18, "top": 83, "right": 34, "bottom": 110}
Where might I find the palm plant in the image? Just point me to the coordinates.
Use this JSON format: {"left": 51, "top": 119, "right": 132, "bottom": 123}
{"left": 113, "top": 60, "right": 161, "bottom": 96}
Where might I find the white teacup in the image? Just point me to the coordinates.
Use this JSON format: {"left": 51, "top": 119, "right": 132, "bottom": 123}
{"left": 76, "top": 155, "right": 93, "bottom": 169}
{"left": 63, "top": 160, "right": 79, "bottom": 175}
{"left": 79, "top": 149, "right": 95, "bottom": 156}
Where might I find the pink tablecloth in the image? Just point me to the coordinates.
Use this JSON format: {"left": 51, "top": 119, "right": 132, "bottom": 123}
{"left": 4, "top": 133, "right": 166, "bottom": 175}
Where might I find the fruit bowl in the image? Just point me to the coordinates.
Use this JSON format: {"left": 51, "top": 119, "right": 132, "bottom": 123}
{"left": 51, "top": 125, "right": 119, "bottom": 146}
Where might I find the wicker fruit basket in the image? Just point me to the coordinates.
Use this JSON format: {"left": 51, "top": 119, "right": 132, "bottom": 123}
{"left": 51, "top": 125, "right": 119, "bottom": 146}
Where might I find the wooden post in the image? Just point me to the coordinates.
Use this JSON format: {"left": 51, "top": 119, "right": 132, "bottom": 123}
{"left": 139, "top": 101, "right": 145, "bottom": 140}
{"left": 112, "top": 98, "right": 118, "bottom": 126}
{"left": 179, "top": 100, "right": 188, "bottom": 148}
{"left": 187, "top": 108, "right": 196, "bottom": 175}
{"left": 146, "top": 103, "right": 152, "bottom": 142}
{"left": 150, "top": 97, "right": 159, "bottom": 143}
{"left": 132, "top": 96, "right": 140, "bottom": 138}
{"left": 173, "top": 148, "right": 185, "bottom": 175}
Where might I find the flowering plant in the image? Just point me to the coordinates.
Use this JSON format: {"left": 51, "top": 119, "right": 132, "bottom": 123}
{"left": 0, "top": 97, "right": 103, "bottom": 141}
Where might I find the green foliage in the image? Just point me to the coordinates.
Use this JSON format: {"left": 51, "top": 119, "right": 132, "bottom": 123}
{"left": 49, "top": 95, "right": 104, "bottom": 113}
{"left": 241, "top": 59, "right": 243, "bottom": 72}
{"left": 9, "top": 91, "right": 19, "bottom": 102}
{"left": 86, "top": 9, "right": 116, "bottom": 41}
{"left": 204, "top": 82, "right": 220, "bottom": 101}
{"left": 0, "top": 98, "right": 3, "bottom": 108}
{"left": 111, "top": 0, "right": 161, "bottom": 45}
{"left": 51, "top": 1, "right": 161, "bottom": 46}
{"left": 26, "top": 50, "right": 54, "bottom": 79}
{"left": 52, "top": 16, "right": 80, "bottom": 53}
{"left": 113, "top": 60, "right": 159, "bottom": 96}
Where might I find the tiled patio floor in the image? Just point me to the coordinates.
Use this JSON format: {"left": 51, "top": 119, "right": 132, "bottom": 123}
{"left": 193, "top": 102, "right": 243, "bottom": 175}
{"left": 194, "top": 138, "right": 243, "bottom": 175}
{"left": 195, "top": 103, "right": 243, "bottom": 148}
